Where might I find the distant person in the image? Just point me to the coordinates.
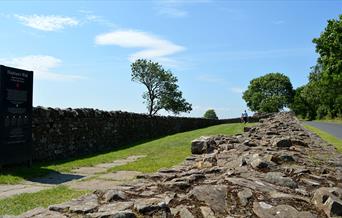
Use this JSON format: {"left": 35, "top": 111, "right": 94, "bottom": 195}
{"left": 242, "top": 110, "right": 248, "bottom": 123}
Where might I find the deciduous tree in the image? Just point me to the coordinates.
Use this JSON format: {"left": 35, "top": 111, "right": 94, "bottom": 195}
{"left": 243, "top": 73, "right": 293, "bottom": 113}
{"left": 311, "top": 14, "right": 342, "bottom": 118}
{"left": 131, "top": 59, "right": 192, "bottom": 116}
{"left": 203, "top": 109, "right": 218, "bottom": 120}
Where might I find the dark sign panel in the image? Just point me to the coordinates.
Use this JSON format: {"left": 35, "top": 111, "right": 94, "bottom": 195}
{"left": 0, "top": 65, "right": 33, "bottom": 166}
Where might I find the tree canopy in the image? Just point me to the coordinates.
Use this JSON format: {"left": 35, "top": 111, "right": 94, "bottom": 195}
{"left": 311, "top": 14, "right": 342, "bottom": 118}
{"left": 131, "top": 59, "right": 192, "bottom": 116}
{"left": 289, "top": 15, "right": 342, "bottom": 119}
{"left": 243, "top": 73, "right": 293, "bottom": 113}
{"left": 203, "top": 109, "right": 218, "bottom": 120}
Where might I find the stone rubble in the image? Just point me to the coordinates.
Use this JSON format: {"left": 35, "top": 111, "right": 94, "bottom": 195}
{"left": 13, "top": 112, "right": 342, "bottom": 218}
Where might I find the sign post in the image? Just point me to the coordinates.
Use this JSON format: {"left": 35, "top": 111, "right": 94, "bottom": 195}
{"left": 0, "top": 65, "right": 33, "bottom": 168}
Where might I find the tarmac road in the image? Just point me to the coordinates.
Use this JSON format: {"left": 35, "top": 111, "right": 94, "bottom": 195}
{"left": 304, "top": 121, "right": 342, "bottom": 139}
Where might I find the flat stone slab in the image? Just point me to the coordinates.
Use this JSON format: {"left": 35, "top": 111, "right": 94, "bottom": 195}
{"left": 18, "top": 207, "right": 67, "bottom": 218}
{"left": 97, "top": 155, "right": 146, "bottom": 168}
{"left": 125, "top": 155, "right": 146, "bottom": 161}
{"left": 68, "top": 179, "right": 136, "bottom": 191}
{"left": 68, "top": 171, "right": 145, "bottom": 191}
{"left": 0, "top": 155, "right": 147, "bottom": 201}
{"left": 72, "top": 155, "right": 146, "bottom": 175}
{"left": 0, "top": 184, "right": 49, "bottom": 200}
{"left": 72, "top": 166, "right": 107, "bottom": 175}
{"left": 97, "top": 161, "right": 128, "bottom": 168}
{"left": 99, "top": 171, "right": 142, "bottom": 181}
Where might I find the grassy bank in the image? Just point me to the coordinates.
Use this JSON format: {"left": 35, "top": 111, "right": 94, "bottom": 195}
{"left": 304, "top": 124, "right": 342, "bottom": 153}
{"left": 107, "top": 122, "right": 255, "bottom": 173}
{"left": 0, "top": 122, "right": 254, "bottom": 184}
{"left": 0, "top": 186, "right": 89, "bottom": 215}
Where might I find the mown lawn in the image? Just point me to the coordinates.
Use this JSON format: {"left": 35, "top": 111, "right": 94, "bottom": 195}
{"left": 304, "top": 124, "right": 342, "bottom": 153}
{"left": 50, "top": 122, "right": 255, "bottom": 173}
{"left": 0, "top": 122, "right": 255, "bottom": 184}
{"left": 107, "top": 122, "right": 255, "bottom": 173}
{"left": 0, "top": 185, "right": 89, "bottom": 215}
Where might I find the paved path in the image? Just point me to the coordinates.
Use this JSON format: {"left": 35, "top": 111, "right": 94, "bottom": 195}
{"left": 0, "top": 184, "right": 49, "bottom": 200}
{"left": 0, "top": 155, "right": 146, "bottom": 200}
{"left": 304, "top": 121, "right": 342, "bottom": 139}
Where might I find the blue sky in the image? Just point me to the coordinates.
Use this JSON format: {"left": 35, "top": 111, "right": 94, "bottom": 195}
{"left": 0, "top": 0, "right": 341, "bottom": 118}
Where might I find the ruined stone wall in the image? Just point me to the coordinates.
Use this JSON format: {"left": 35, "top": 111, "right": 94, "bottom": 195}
{"left": 32, "top": 107, "right": 257, "bottom": 161}
{"left": 18, "top": 112, "right": 342, "bottom": 218}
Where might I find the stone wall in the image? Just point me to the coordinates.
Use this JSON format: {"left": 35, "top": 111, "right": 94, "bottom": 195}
{"left": 18, "top": 112, "right": 342, "bottom": 218}
{"left": 32, "top": 107, "right": 258, "bottom": 161}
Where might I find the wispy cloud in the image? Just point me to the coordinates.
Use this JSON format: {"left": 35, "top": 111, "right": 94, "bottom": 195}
{"left": 230, "top": 48, "right": 312, "bottom": 60}
{"left": 79, "top": 10, "right": 117, "bottom": 28}
{"left": 95, "top": 30, "right": 185, "bottom": 66}
{"left": 78, "top": 10, "right": 93, "bottom": 14}
{"left": 15, "top": 15, "right": 79, "bottom": 31}
{"left": 272, "top": 20, "right": 285, "bottom": 25}
{"left": 155, "top": 0, "right": 210, "bottom": 18}
{"left": 216, "top": 7, "right": 247, "bottom": 21}
{"left": 157, "top": 6, "right": 188, "bottom": 18}
{"left": 230, "top": 87, "right": 245, "bottom": 94}
{"left": 0, "top": 12, "right": 11, "bottom": 19}
{"left": 196, "top": 74, "right": 226, "bottom": 84}
{"left": 201, "top": 48, "right": 313, "bottom": 61}
{"left": 1, "top": 55, "right": 85, "bottom": 81}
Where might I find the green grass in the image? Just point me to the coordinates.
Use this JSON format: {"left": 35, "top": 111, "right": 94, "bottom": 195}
{"left": 0, "top": 186, "right": 89, "bottom": 215}
{"left": 107, "top": 123, "right": 254, "bottom": 173}
{"left": 0, "top": 123, "right": 254, "bottom": 184}
{"left": 304, "top": 124, "right": 342, "bottom": 153}
{"left": 48, "top": 123, "right": 254, "bottom": 172}
{"left": 0, "top": 167, "right": 48, "bottom": 185}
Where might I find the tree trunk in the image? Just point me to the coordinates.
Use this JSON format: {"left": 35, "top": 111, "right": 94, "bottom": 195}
{"left": 149, "top": 94, "right": 154, "bottom": 116}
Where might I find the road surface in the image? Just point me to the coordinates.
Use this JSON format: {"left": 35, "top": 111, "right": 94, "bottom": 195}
{"left": 304, "top": 121, "right": 342, "bottom": 139}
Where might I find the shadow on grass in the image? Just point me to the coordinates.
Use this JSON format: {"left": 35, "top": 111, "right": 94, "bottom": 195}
{"left": 0, "top": 164, "right": 86, "bottom": 185}
{"left": 29, "top": 172, "right": 84, "bottom": 185}
{"left": 0, "top": 165, "right": 57, "bottom": 184}
{"left": 0, "top": 136, "right": 164, "bottom": 184}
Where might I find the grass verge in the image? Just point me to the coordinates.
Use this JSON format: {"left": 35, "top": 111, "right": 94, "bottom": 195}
{"left": 107, "top": 123, "right": 255, "bottom": 173}
{"left": 48, "top": 123, "right": 255, "bottom": 173}
{"left": 0, "top": 186, "right": 89, "bottom": 215}
{"left": 304, "top": 124, "right": 342, "bottom": 153}
{"left": 0, "top": 123, "right": 254, "bottom": 184}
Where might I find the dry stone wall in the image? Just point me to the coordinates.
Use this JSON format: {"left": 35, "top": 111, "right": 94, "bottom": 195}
{"left": 17, "top": 112, "right": 342, "bottom": 218}
{"left": 32, "top": 107, "right": 258, "bottom": 161}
